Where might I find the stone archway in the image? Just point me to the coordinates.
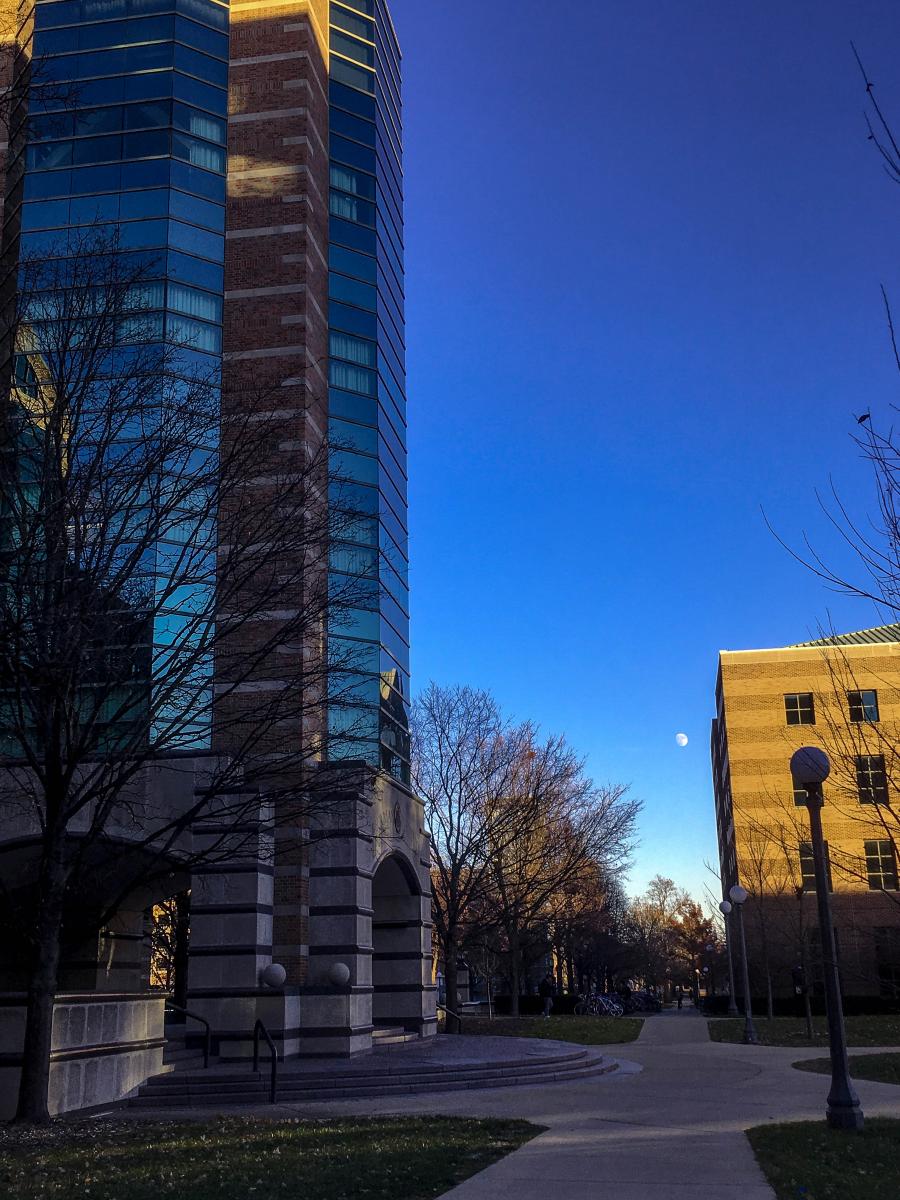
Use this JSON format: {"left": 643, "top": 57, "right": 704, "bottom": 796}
{"left": 371, "top": 853, "right": 426, "bottom": 1031}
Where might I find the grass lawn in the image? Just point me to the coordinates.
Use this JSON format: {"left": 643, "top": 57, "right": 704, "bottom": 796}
{"left": 0, "top": 1115, "right": 541, "bottom": 1200}
{"left": 708, "top": 1014, "right": 900, "bottom": 1047}
{"left": 747, "top": 1117, "right": 900, "bottom": 1199}
{"left": 794, "top": 1052, "right": 900, "bottom": 1085}
{"left": 460, "top": 1014, "right": 643, "bottom": 1044}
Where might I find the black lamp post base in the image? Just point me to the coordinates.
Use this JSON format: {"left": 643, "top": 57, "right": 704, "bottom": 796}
{"left": 742, "top": 1026, "right": 758, "bottom": 1045}
{"left": 827, "top": 1105, "right": 864, "bottom": 1131}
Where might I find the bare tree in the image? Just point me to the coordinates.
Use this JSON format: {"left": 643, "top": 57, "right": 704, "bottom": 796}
{"left": 0, "top": 235, "right": 368, "bottom": 1121}
{"left": 628, "top": 875, "right": 688, "bottom": 988}
{"left": 485, "top": 735, "right": 639, "bottom": 1015}
{"left": 412, "top": 683, "right": 533, "bottom": 1031}
{"left": 546, "top": 864, "right": 632, "bottom": 995}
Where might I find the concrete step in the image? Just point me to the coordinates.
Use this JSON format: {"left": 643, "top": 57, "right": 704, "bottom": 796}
{"left": 141, "top": 1046, "right": 589, "bottom": 1088}
{"left": 163, "top": 1048, "right": 209, "bottom": 1070}
{"left": 130, "top": 1053, "right": 614, "bottom": 1108}
{"left": 139, "top": 1060, "right": 589, "bottom": 1096}
{"left": 371, "top": 1028, "right": 423, "bottom": 1046}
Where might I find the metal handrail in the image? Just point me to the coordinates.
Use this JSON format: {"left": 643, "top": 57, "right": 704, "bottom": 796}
{"left": 436, "top": 1002, "right": 462, "bottom": 1032}
{"left": 253, "top": 1018, "right": 279, "bottom": 1104}
{"left": 164, "top": 1000, "right": 211, "bottom": 1069}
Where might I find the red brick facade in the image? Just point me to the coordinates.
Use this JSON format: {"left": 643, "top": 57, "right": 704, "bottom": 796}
{"left": 224, "top": 2, "right": 331, "bottom": 986}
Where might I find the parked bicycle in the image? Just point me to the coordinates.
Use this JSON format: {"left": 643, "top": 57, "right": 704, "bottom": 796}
{"left": 618, "top": 989, "right": 662, "bottom": 1014}
{"left": 573, "top": 991, "right": 624, "bottom": 1017}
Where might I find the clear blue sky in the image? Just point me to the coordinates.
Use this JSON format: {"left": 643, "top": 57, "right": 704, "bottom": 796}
{"left": 392, "top": 0, "right": 900, "bottom": 904}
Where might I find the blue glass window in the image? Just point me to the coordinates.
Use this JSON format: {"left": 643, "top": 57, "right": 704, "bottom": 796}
{"left": 331, "top": 29, "right": 375, "bottom": 68}
{"left": 330, "top": 329, "right": 376, "bottom": 367}
{"left": 329, "top": 273, "right": 376, "bottom": 311}
{"left": 329, "top": 244, "right": 376, "bottom": 283}
{"left": 330, "top": 5, "right": 374, "bottom": 40}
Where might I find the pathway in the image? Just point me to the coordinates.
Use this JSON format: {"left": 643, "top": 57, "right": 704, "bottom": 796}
{"left": 125, "top": 1007, "right": 900, "bottom": 1199}
{"left": 288, "top": 1006, "right": 900, "bottom": 1199}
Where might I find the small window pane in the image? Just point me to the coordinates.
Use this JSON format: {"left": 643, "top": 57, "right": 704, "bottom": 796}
{"left": 857, "top": 755, "right": 889, "bottom": 806}
{"left": 800, "top": 841, "right": 832, "bottom": 892}
{"left": 849, "top": 689, "right": 880, "bottom": 723}
{"left": 874, "top": 928, "right": 900, "bottom": 998}
{"left": 784, "top": 692, "right": 815, "bottom": 726}
{"left": 865, "top": 840, "right": 898, "bottom": 890}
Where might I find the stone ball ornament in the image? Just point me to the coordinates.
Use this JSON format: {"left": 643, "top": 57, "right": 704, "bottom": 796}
{"left": 789, "top": 746, "right": 831, "bottom": 786}
{"left": 260, "top": 962, "right": 287, "bottom": 989}
{"left": 328, "top": 961, "right": 351, "bottom": 987}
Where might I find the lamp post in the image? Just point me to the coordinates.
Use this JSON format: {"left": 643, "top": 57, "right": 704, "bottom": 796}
{"left": 728, "top": 883, "right": 758, "bottom": 1044}
{"left": 719, "top": 900, "right": 739, "bottom": 1016}
{"left": 705, "top": 942, "right": 715, "bottom": 995}
{"left": 790, "top": 746, "right": 864, "bottom": 1131}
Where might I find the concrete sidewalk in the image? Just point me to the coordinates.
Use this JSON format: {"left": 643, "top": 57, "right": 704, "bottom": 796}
{"left": 120, "top": 1006, "right": 900, "bottom": 1198}
{"left": 267, "top": 1005, "right": 900, "bottom": 1199}
{"left": 436, "top": 1007, "right": 776, "bottom": 1200}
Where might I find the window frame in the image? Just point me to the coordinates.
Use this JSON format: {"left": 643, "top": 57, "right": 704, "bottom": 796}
{"left": 848, "top": 688, "right": 880, "bottom": 723}
{"left": 865, "top": 840, "right": 898, "bottom": 891}
{"left": 856, "top": 753, "right": 890, "bottom": 806}
{"left": 800, "top": 840, "right": 833, "bottom": 892}
{"left": 784, "top": 692, "right": 816, "bottom": 726}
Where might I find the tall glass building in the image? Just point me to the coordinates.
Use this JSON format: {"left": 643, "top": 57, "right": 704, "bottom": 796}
{"left": 326, "top": 0, "right": 410, "bottom": 784}
{"left": 0, "top": 0, "right": 434, "bottom": 1079}
{"left": 5, "top": 0, "right": 230, "bottom": 749}
{"left": 2, "top": 0, "right": 408, "bottom": 774}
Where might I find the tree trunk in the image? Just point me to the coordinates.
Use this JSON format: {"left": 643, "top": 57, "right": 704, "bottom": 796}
{"left": 172, "top": 891, "right": 190, "bottom": 1010}
{"left": 803, "top": 990, "right": 814, "bottom": 1039}
{"left": 444, "top": 934, "right": 460, "bottom": 1034}
{"left": 508, "top": 928, "right": 521, "bottom": 1017}
{"left": 15, "top": 856, "right": 67, "bottom": 1123}
{"left": 766, "top": 969, "right": 774, "bottom": 1021}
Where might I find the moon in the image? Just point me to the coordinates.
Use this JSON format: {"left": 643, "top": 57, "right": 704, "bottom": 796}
{"left": 675, "top": 733, "right": 689, "bottom": 748}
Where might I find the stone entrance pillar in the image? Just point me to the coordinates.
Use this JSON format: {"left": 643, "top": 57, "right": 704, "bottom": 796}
{"left": 185, "top": 790, "right": 301, "bottom": 1058}
{"left": 301, "top": 770, "right": 436, "bottom": 1054}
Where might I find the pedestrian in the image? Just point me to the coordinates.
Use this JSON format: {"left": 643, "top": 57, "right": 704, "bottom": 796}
{"left": 538, "top": 971, "right": 556, "bottom": 1019}
{"left": 675, "top": 983, "right": 683, "bottom": 1010}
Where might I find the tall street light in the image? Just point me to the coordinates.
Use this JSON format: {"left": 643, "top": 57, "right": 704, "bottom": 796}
{"left": 719, "top": 900, "right": 739, "bottom": 1016}
{"left": 728, "top": 884, "right": 758, "bottom": 1044}
{"left": 790, "top": 746, "right": 864, "bottom": 1132}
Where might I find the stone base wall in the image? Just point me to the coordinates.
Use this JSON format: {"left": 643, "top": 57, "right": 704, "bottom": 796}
{"left": 299, "top": 771, "right": 437, "bottom": 1054}
{"left": 0, "top": 993, "right": 165, "bottom": 1119}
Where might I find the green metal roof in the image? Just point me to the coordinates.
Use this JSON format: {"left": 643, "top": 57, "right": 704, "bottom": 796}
{"left": 792, "top": 623, "right": 900, "bottom": 647}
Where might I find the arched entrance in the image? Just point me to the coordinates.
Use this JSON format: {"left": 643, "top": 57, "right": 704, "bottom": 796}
{"left": 371, "top": 853, "right": 426, "bottom": 1031}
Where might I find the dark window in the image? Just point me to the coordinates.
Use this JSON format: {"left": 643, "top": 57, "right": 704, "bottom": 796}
{"left": 784, "top": 692, "right": 815, "bottom": 725}
{"left": 874, "top": 927, "right": 900, "bottom": 998}
{"left": 800, "top": 841, "right": 832, "bottom": 892}
{"left": 857, "top": 754, "right": 889, "bottom": 805}
{"left": 849, "top": 689, "right": 880, "bottom": 723}
{"left": 793, "top": 785, "right": 816, "bottom": 807}
{"left": 865, "top": 840, "right": 898, "bottom": 890}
